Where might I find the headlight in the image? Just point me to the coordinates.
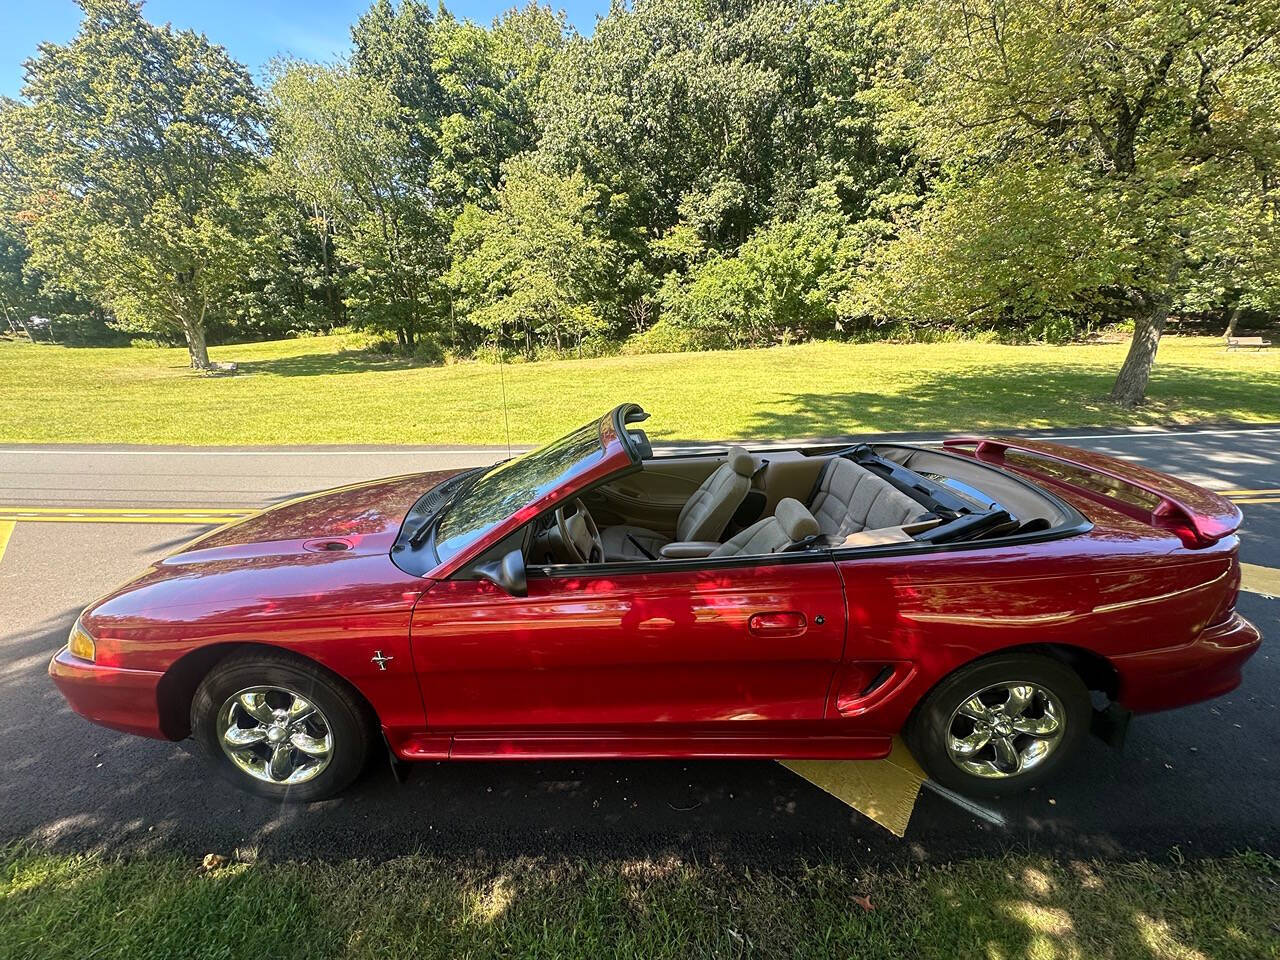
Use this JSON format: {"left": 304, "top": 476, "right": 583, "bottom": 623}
{"left": 67, "top": 619, "right": 96, "bottom": 662}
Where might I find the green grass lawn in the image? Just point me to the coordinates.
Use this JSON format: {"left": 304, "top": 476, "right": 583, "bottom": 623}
{"left": 2, "top": 847, "right": 1275, "bottom": 959}
{"left": 1, "top": 334, "right": 1277, "bottom": 445}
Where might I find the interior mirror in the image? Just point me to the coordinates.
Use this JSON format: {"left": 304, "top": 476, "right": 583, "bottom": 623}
{"left": 475, "top": 548, "right": 527, "bottom": 597}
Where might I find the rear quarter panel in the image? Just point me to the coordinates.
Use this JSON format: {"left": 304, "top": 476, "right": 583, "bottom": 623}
{"left": 831, "top": 497, "right": 1238, "bottom": 733}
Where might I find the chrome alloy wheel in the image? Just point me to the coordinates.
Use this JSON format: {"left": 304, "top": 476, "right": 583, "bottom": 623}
{"left": 944, "top": 682, "right": 1065, "bottom": 779}
{"left": 215, "top": 686, "right": 333, "bottom": 785}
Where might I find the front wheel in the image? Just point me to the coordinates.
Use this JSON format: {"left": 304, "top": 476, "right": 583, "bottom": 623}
{"left": 905, "top": 654, "right": 1090, "bottom": 797}
{"left": 191, "top": 651, "right": 372, "bottom": 801}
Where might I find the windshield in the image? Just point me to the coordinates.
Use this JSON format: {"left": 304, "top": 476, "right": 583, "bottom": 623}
{"left": 434, "top": 421, "right": 607, "bottom": 563}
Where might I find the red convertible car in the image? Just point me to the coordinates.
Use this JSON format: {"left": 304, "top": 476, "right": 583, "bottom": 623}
{"left": 51, "top": 405, "right": 1260, "bottom": 801}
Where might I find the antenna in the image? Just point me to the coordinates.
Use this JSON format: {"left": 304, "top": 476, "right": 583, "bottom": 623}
{"left": 496, "top": 323, "right": 512, "bottom": 460}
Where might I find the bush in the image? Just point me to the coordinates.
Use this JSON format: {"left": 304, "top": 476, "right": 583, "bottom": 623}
{"left": 621, "top": 318, "right": 729, "bottom": 355}
{"left": 412, "top": 338, "right": 446, "bottom": 365}
{"left": 660, "top": 210, "right": 846, "bottom": 349}
{"left": 344, "top": 329, "right": 399, "bottom": 354}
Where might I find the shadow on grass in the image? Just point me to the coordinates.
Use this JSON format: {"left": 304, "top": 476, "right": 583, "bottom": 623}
{"left": 739, "top": 361, "right": 1280, "bottom": 438}
{"left": 1, "top": 845, "right": 1273, "bottom": 960}
{"left": 233, "top": 349, "right": 422, "bottom": 378}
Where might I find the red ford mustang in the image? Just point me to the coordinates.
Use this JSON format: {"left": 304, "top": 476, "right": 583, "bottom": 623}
{"left": 51, "top": 405, "right": 1261, "bottom": 801}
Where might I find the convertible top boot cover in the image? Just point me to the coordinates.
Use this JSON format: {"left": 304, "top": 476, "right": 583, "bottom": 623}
{"left": 712, "top": 498, "right": 819, "bottom": 558}
{"left": 602, "top": 447, "right": 754, "bottom": 561}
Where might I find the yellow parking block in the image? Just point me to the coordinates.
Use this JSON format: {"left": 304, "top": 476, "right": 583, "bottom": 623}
{"left": 0, "top": 520, "right": 13, "bottom": 564}
{"left": 781, "top": 738, "right": 928, "bottom": 837}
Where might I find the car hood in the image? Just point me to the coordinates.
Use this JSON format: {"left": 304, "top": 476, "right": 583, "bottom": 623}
{"left": 81, "top": 470, "right": 465, "bottom": 630}
{"left": 168, "top": 470, "right": 463, "bottom": 563}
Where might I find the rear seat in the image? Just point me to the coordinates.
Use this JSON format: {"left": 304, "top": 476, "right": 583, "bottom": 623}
{"left": 808, "top": 458, "right": 931, "bottom": 539}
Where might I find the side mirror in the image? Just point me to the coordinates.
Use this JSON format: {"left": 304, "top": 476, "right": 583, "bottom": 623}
{"left": 474, "top": 548, "right": 527, "bottom": 597}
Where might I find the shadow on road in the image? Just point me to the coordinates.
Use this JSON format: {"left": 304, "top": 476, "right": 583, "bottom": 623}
{"left": 2, "top": 591, "right": 1275, "bottom": 867}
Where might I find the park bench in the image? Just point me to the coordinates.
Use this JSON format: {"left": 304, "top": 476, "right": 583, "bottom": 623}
{"left": 1225, "top": 336, "right": 1271, "bottom": 351}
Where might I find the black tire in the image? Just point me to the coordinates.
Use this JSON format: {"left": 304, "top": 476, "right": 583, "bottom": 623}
{"left": 191, "top": 650, "right": 372, "bottom": 802}
{"left": 905, "top": 653, "right": 1090, "bottom": 798}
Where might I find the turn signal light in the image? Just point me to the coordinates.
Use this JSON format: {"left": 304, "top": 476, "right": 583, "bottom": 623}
{"left": 67, "top": 620, "right": 96, "bottom": 662}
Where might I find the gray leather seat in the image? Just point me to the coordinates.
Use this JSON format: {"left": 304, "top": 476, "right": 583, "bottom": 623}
{"left": 809, "top": 458, "right": 930, "bottom": 539}
{"left": 712, "top": 498, "right": 819, "bottom": 557}
{"left": 602, "top": 447, "right": 754, "bottom": 560}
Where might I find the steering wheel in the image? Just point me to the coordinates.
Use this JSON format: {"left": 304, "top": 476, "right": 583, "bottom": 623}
{"left": 555, "top": 498, "right": 603, "bottom": 564}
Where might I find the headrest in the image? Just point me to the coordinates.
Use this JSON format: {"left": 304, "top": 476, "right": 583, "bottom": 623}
{"left": 727, "top": 446, "right": 754, "bottom": 477}
{"left": 774, "top": 497, "right": 819, "bottom": 541}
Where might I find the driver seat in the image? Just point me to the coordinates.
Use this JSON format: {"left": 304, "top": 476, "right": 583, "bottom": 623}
{"left": 602, "top": 447, "right": 755, "bottom": 560}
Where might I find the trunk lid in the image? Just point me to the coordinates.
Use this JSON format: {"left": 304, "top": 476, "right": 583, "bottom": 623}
{"left": 943, "top": 437, "right": 1242, "bottom": 549}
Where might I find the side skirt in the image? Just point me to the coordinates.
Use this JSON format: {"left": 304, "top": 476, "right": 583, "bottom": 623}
{"left": 394, "top": 732, "right": 893, "bottom": 762}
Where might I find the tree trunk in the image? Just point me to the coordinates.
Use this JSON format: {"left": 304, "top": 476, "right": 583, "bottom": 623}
{"left": 1110, "top": 288, "right": 1173, "bottom": 408}
{"left": 1109, "top": 256, "right": 1182, "bottom": 408}
{"left": 183, "top": 314, "right": 211, "bottom": 370}
{"left": 1223, "top": 304, "right": 1242, "bottom": 339}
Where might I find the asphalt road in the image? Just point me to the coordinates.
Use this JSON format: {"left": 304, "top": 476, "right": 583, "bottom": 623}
{"left": 0, "top": 425, "right": 1276, "bottom": 866}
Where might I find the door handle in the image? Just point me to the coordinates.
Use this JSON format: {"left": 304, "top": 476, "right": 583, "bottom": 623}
{"left": 748, "top": 611, "right": 807, "bottom": 637}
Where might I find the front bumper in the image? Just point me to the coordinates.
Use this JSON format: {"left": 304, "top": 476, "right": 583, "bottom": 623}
{"left": 1114, "top": 612, "right": 1262, "bottom": 713}
{"left": 48, "top": 647, "right": 169, "bottom": 739}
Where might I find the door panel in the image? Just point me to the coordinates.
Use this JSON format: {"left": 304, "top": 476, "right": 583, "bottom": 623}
{"left": 585, "top": 454, "right": 730, "bottom": 530}
{"left": 411, "top": 559, "right": 847, "bottom": 734}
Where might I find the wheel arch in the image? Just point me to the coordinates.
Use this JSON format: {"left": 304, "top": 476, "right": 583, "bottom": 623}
{"left": 1018, "top": 643, "right": 1120, "bottom": 700}
{"left": 156, "top": 641, "right": 380, "bottom": 740}
{"left": 906, "top": 641, "right": 1120, "bottom": 731}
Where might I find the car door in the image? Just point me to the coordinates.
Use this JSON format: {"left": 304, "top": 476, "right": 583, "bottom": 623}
{"left": 410, "top": 555, "right": 848, "bottom": 752}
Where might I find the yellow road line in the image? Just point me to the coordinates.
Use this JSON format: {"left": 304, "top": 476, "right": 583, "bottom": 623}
{"left": 0, "top": 515, "right": 250, "bottom": 525}
{"left": 0, "top": 504, "right": 254, "bottom": 526}
{"left": 1222, "top": 488, "right": 1280, "bottom": 496}
{"left": 1233, "top": 498, "right": 1280, "bottom": 505}
{"left": 1241, "top": 563, "right": 1280, "bottom": 599}
{"left": 0, "top": 506, "right": 251, "bottom": 515}
{"left": 0, "top": 520, "right": 13, "bottom": 564}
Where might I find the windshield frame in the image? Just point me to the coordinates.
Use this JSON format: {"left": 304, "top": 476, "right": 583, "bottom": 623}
{"left": 423, "top": 404, "right": 647, "bottom": 579}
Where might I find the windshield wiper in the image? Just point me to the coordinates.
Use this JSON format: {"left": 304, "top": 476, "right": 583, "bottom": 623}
{"left": 407, "top": 467, "right": 484, "bottom": 548}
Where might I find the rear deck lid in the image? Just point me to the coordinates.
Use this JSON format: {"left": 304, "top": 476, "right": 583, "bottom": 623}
{"left": 943, "top": 437, "right": 1242, "bottom": 549}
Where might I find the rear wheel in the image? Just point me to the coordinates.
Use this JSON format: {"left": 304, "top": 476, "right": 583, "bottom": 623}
{"left": 191, "top": 651, "right": 371, "bottom": 801}
{"left": 905, "top": 654, "right": 1090, "bottom": 797}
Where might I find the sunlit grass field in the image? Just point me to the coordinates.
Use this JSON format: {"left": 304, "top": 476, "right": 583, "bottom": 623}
{"left": 1, "top": 334, "right": 1276, "bottom": 445}
{"left": 2, "top": 847, "right": 1275, "bottom": 960}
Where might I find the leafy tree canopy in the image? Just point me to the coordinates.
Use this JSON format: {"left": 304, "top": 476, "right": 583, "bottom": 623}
{"left": 5, "top": 0, "right": 263, "bottom": 367}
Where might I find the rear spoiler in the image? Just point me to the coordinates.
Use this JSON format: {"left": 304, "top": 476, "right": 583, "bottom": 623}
{"left": 942, "top": 437, "right": 1242, "bottom": 549}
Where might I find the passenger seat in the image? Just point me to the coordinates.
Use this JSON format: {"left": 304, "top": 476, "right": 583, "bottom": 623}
{"left": 809, "top": 458, "right": 930, "bottom": 539}
{"left": 711, "top": 498, "right": 819, "bottom": 557}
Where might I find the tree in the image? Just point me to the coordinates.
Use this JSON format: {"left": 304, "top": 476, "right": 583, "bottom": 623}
{"left": 215, "top": 171, "right": 348, "bottom": 342}
{"left": 448, "top": 154, "right": 619, "bottom": 356}
{"left": 533, "top": 0, "right": 904, "bottom": 339}
{"left": 868, "top": 0, "right": 1280, "bottom": 405}
{"left": 8, "top": 0, "right": 263, "bottom": 369}
{"left": 662, "top": 186, "right": 852, "bottom": 348}
{"left": 269, "top": 2, "right": 565, "bottom": 353}
{"left": 269, "top": 62, "right": 446, "bottom": 349}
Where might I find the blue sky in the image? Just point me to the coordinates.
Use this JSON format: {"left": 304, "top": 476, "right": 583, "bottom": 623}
{"left": 0, "top": 0, "right": 608, "bottom": 98}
